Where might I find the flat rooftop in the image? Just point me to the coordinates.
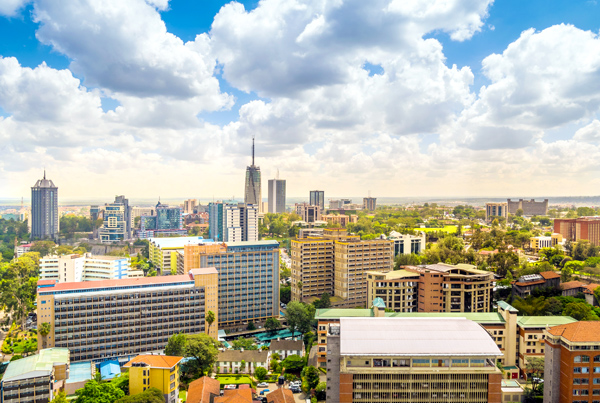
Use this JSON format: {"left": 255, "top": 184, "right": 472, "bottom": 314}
{"left": 365, "top": 270, "right": 420, "bottom": 279}
{"left": 149, "top": 236, "right": 212, "bottom": 248}
{"left": 38, "top": 274, "right": 194, "bottom": 293}
{"left": 3, "top": 348, "right": 69, "bottom": 382}
{"left": 339, "top": 317, "right": 502, "bottom": 356}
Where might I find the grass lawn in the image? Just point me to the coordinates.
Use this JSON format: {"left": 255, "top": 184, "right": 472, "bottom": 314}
{"left": 215, "top": 375, "right": 254, "bottom": 386}
{"left": 179, "top": 390, "right": 187, "bottom": 403}
{"left": 419, "top": 225, "right": 458, "bottom": 234}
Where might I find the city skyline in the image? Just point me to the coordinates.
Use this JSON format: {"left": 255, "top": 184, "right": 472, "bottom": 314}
{"left": 2, "top": 1, "right": 600, "bottom": 198}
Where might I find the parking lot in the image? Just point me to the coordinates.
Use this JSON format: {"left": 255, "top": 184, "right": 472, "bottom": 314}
{"left": 256, "top": 382, "right": 310, "bottom": 403}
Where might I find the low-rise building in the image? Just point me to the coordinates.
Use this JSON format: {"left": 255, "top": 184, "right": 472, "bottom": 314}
{"left": 266, "top": 388, "right": 295, "bottom": 403}
{"left": 215, "top": 350, "right": 270, "bottom": 374}
{"left": 544, "top": 321, "right": 600, "bottom": 403}
{"left": 325, "top": 317, "right": 503, "bottom": 403}
{"left": 14, "top": 243, "right": 32, "bottom": 258}
{"left": 0, "top": 348, "right": 69, "bottom": 403}
{"left": 148, "top": 236, "right": 212, "bottom": 273}
{"left": 511, "top": 271, "right": 561, "bottom": 299}
{"left": 186, "top": 376, "right": 220, "bottom": 403}
{"left": 269, "top": 339, "right": 304, "bottom": 359}
{"left": 385, "top": 231, "right": 426, "bottom": 256}
{"left": 321, "top": 214, "right": 358, "bottom": 228}
{"left": 124, "top": 355, "right": 183, "bottom": 403}
{"left": 561, "top": 281, "right": 600, "bottom": 305}
{"left": 529, "top": 236, "right": 552, "bottom": 252}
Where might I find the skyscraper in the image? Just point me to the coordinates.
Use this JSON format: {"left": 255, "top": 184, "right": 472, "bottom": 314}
{"left": 244, "top": 137, "right": 262, "bottom": 207}
{"left": 268, "top": 177, "right": 286, "bottom": 213}
{"left": 31, "top": 171, "right": 58, "bottom": 240}
{"left": 309, "top": 190, "right": 325, "bottom": 211}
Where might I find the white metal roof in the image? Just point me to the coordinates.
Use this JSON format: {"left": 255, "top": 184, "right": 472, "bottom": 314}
{"left": 339, "top": 317, "right": 502, "bottom": 357}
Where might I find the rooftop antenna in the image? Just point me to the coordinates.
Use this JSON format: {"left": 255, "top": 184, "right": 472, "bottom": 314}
{"left": 43, "top": 168, "right": 46, "bottom": 180}
{"left": 252, "top": 136, "right": 255, "bottom": 166}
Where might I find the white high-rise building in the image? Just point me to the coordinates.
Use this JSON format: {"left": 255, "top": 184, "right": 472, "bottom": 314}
{"left": 223, "top": 203, "right": 258, "bottom": 242}
{"left": 39, "top": 253, "right": 142, "bottom": 283}
{"left": 268, "top": 178, "right": 286, "bottom": 214}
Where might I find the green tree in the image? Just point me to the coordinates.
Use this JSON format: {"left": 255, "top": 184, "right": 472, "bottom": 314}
{"left": 111, "top": 373, "right": 129, "bottom": 395}
{"left": 74, "top": 379, "right": 125, "bottom": 403}
{"left": 319, "top": 292, "right": 331, "bottom": 308}
{"left": 282, "top": 354, "right": 305, "bottom": 372}
{"left": 255, "top": 366, "right": 268, "bottom": 381}
{"left": 184, "top": 334, "right": 220, "bottom": 377}
{"left": 265, "top": 317, "right": 281, "bottom": 335}
{"left": 280, "top": 286, "right": 291, "bottom": 304}
{"left": 50, "top": 391, "right": 68, "bottom": 403}
{"left": 515, "top": 209, "right": 524, "bottom": 217}
{"left": 206, "top": 311, "right": 215, "bottom": 335}
{"left": 563, "top": 302, "right": 599, "bottom": 321}
{"left": 315, "top": 382, "right": 326, "bottom": 400}
{"left": 29, "top": 240, "right": 56, "bottom": 257}
{"left": 231, "top": 338, "right": 257, "bottom": 350}
{"left": 164, "top": 333, "right": 186, "bottom": 356}
{"left": 301, "top": 366, "right": 320, "bottom": 392}
{"left": 114, "top": 388, "right": 165, "bottom": 403}
{"left": 1, "top": 256, "right": 39, "bottom": 329}
{"left": 526, "top": 357, "right": 545, "bottom": 395}
{"left": 38, "top": 322, "right": 51, "bottom": 348}
{"left": 240, "top": 360, "right": 246, "bottom": 373}
{"left": 286, "top": 301, "right": 315, "bottom": 336}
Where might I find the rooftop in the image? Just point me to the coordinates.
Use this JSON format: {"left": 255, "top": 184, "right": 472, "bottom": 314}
{"left": 149, "top": 236, "right": 211, "bottom": 248}
{"left": 339, "top": 317, "right": 501, "bottom": 356}
{"left": 497, "top": 301, "right": 518, "bottom": 313}
{"left": 124, "top": 355, "right": 183, "bottom": 369}
{"left": 3, "top": 348, "right": 69, "bottom": 382}
{"left": 547, "top": 321, "right": 600, "bottom": 342}
{"left": 269, "top": 339, "right": 304, "bottom": 352}
{"left": 39, "top": 274, "right": 194, "bottom": 292}
{"left": 316, "top": 309, "right": 506, "bottom": 324}
{"left": 187, "top": 376, "right": 221, "bottom": 403}
{"left": 365, "top": 270, "right": 420, "bottom": 279}
{"left": 217, "top": 350, "right": 269, "bottom": 363}
{"left": 539, "top": 271, "right": 560, "bottom": 280}
{"left": 561, "top": 281, "right": 586, "bottom": 290}
{"left": 517, "top": 316, "right": 577, "bottom": 328}
{"left": 224, "top": 240, "right": 279, "bottom": 248}
{"left": 266, "top": 388, "right": 295, "bottom": 403}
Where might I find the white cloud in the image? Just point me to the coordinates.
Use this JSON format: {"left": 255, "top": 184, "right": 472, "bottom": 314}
{"left": 0, "top": 0, "right": 29, "bottom": 16}
{"left": 574, "top": 120, "right": 600, "bottom": 142}
{"left": 32, "top": 0, "right": 227, "bottom": 105}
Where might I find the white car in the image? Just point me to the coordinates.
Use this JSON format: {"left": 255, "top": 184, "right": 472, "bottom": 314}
{"left": 257, "top": 382, "right": 269, "bottom": 388}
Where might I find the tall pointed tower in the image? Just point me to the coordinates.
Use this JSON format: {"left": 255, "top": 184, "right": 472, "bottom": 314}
{"left": 31, "top": 170, "right": 58, "bottom": 240}
{"left": 244, "top": 137, "right": 262, "bottom": 208}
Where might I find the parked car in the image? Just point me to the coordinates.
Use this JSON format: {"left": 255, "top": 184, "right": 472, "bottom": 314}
{"left": 224, "top": 384, "right": 237, "bottom": 390}
{"left": 290, "top": 381, "right": 301, "bottom": 387}
{"left": 290, "top": 386, "right": 301, "bottom": 393}
{"left": 259, "top": 389, "right": 270, "bottom": 396}
{"left": 257, "top": 382, "right": 269, "bottom": 388}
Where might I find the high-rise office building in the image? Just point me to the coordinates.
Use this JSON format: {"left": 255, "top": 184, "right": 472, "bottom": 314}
{"left": 138, "top": 201, "right": 186, "bottom": 239}
{"left": 183, "top": 199, "right": 197, "bottom": 214}
{"left": 309, "top": 190, "right": 325, "bottom": 211}
{"left": 295, "top": 202, "right": 321, "bottom": 223}
{"left": 37, "top": 268, "right": 219, "bottom": 362}
{"left": 31, "top": 171, "right": 58, "bottom": 240}
{"left": 363, "top": 197, "right": 377, "bottom": 211}
{"left": 244, "top": 137, "right": 262, "bottom": 207}
{"left": 182, "top": 241, "right": 280, "bottom": 330}
{"left": 268, "top": 178, "right": 286, "bottom": 213}
{"left": 209, "top": 202, "right": 258, "bottom": 242}
{"left": 98, "top": 195, "right": 132, "bottom": 243}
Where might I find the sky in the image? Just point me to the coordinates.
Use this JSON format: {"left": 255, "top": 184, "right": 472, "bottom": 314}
{"left": 2, "top": 0, "right": 600, "bottom": 201}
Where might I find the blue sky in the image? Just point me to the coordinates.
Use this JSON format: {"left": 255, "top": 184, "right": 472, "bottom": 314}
{"left": 2, "top": 0, "right": 600, "bottom": 199}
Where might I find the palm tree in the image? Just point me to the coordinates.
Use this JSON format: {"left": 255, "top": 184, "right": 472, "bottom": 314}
{"left": 38, "top": 322, "right": 51, "bottom": 349}
{"left": 206, "top": 311, "right": 215, "bottom": 336}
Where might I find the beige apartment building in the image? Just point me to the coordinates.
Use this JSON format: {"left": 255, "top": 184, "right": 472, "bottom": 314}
{"left": 366, "top": 263, "right": 494, "bottom": 313}
{"left": 333, "top": 238, "right": 393, "bottom": 306}
{"left": 291, "top": 229, "right": 393, "bottom": 308}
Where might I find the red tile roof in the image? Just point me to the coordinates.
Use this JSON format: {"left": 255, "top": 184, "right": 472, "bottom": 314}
{"left": 215, "top": 389, "right": 253, "bottom": 403}
{"left": 561, "top": 281, "right": 586, "bottom": 290}
{"left": 187, "top": 376, "right": 221, "bottom": 403}
{"left": 40, "top": 274, "right": 193, "bottom": 292}
{"left": 37, "top": 279, "right": 57, "bottom": 286}
{"left": 266, "top": 388, "right": 295, "bottom": 403}
{"left": 539, "top": 271, "right": 560, "bottom": 280}
{"left": 124, "top": 355, "right": 183, "bottom": 369}
{"left": 548, "top": 322, "right": 600, "bottom": 342}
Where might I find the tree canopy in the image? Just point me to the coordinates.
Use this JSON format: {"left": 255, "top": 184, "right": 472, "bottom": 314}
{"left": 74, "top": 380, "right": 125, "bottom": 403}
